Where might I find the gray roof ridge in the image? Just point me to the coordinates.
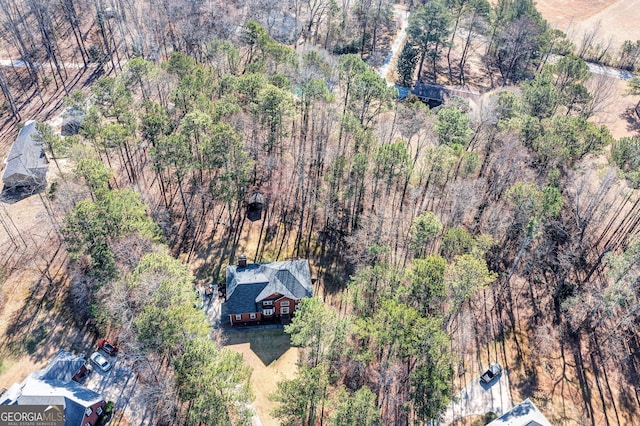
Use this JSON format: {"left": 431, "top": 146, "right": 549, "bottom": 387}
{"left": 226, "top": 259, "right": 312, "bottom": 308}
{"left": 254, "top": 275, "right": 296, "bottom": 302}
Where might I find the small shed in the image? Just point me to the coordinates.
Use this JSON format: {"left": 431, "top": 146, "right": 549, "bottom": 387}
{"left": 61, "top": 107, "right": 85, "bottom": 136}
{"left": 246, "top": 191, "right": 264, "bottom": 221}
{"left": 1, "top": 120, "right": 48, "bottom": 188}
{"left": 248, "top": 192, "right": 264, "bottom": 210}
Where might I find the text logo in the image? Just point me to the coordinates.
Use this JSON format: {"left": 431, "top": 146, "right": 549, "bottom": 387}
{"left": 0, "top": 405, "right": 64, "bottom": 426}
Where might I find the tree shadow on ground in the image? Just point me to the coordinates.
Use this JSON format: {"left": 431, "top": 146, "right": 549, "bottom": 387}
{"left": 622, "top": 106, "right": 640, "bottom": 136}
{"left": 1, "top": 241, "right": 94, "bottom": 364}
{"left": 0, "top": 184, "right": 45, "bottom": 204}
{"left": 189, "top": 204, "right": 247, "bottom": 285}
{"left": 187, "top": 194, "right": 353, "bottom": 301}
{"left": 312, "top": 225, "right": 354, "bottom": 296}
{"left": 223, "top": 328, "right": 291, "bottom": 367}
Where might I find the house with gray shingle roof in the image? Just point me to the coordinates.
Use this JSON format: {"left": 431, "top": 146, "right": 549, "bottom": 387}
{"left": 0, "top": 350, "right": 106, "bottom": 426}
{"left": 411, "top": 81, "right": 481, "bottom": 107}
{"left": 1, "top": 120, "right": 48, "bottom": 188}
{"left": 222, "top": 258, "right": 312, "bottom": 325}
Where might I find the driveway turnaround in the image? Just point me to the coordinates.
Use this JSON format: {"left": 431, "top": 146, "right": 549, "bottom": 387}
{"left": 439, "top": 369, "right": 513, "bottom": 424}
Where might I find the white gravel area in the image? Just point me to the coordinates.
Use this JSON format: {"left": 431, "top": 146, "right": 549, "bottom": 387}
{"left": 439, "top": 369, "right": 514, "bottom": 425}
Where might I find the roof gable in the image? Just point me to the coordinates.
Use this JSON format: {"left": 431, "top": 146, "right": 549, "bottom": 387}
{"left": 0, "top": 350, "right": 107, "bottom": 426}
{"left": 488, "top": 398, "right": 551, "bottom": 426}
{"left": 411, "top": 82, "right": 481, "bottom": 103}
{"left": 223, "top": 282, "right": 267, "bottom": 316}
{"left": 254, "top": 265, "right": 312, "bottom": 302}
{"left": 39, "top": 350, "right": 87, "bottom": 382}
{"left": 19, "top": 378, "right": 103, "bottom": 426}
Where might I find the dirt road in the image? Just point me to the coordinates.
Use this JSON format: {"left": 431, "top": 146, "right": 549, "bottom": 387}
{"left": 378, "top": 5, "right": 410, "bottom": 85}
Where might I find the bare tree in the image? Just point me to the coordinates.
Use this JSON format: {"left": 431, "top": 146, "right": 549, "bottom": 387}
{"left": 0, "top": 67, "right": 20, "bottom": 120}
{"left": 577, "top": 21, "right": 601, "bottom": 58}
{"left": 583, "top": 73, "right": 616, "bottom": 119}
{"left": 488, "top": 17, "right": 543, "bottom": 84}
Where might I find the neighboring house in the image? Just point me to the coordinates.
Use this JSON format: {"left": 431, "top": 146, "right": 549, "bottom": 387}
{"left": 0, "top": 350, "right": 106, "bottom": 426}
{"left": 487, "top": 398, "right": 552, "bottom": 426}
{"left": 223, "top": 257, "right": 313, "bottom": 325}
{"left": 411, "top": 81, "right": 447, "bottom": 105}
{"left": 410, "top": 81, "right": 481, "bottom": 107}
{"left": 1, "top": 120, "right": 48, "bottom": 188}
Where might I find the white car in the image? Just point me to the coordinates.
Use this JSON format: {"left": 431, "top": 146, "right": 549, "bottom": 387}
{"left": 90, "top": 351, "right": 112, "bottom": 372}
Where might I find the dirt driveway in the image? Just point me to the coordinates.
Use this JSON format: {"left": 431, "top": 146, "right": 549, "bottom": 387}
{"left": 83, "top": 353, "right": 144, "bottom": 425}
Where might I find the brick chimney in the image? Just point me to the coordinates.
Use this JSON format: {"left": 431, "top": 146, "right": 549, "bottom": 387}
{"left": 238, "top": 254, "right": 247, "bottom": 268}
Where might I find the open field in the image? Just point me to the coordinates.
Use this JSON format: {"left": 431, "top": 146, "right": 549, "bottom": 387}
{"left": 536, "top": 0, "right": 640, "bottom": 49}
{"left": 587, "top": 76, "right": 640, "bottom": 139}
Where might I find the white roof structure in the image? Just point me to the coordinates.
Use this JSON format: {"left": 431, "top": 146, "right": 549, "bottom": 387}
{"left": 488, "top": 398, "right": 552, "bottom": 426}
{"left": 0, "top": 350, "right": 104, "bottom": 426}
{"left": 2, "top": 120, "right": 48, "bottom": 188}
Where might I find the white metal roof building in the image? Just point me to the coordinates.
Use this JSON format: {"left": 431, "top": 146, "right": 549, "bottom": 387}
{"left": 487, "top": 398, "right": 552, "bottom": 426}
{"left": 2, "top": 120, "right": 48, "bottom": 188}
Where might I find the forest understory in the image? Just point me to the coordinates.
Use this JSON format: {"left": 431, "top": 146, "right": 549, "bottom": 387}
{"left": 1, "top": 1, "right": 640, "bottom": 425}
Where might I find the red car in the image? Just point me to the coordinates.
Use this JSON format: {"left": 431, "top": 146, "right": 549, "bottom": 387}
{"left": 98, "top": 339, "right": 118, "bottom": 356}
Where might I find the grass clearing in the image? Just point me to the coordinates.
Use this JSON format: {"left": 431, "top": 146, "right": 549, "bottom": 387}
{"left": 224, "top": 328, "right": 299, "bottom": 426}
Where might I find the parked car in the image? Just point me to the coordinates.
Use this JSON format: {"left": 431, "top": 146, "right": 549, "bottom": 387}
{"left": 98, "top": 339, "right": 118, "bottom": 356}
{"left": 480, "top": 363, "right": 503, "bottom": 384}
{"left": 90, "top": 352, "right": 112, "bottom": 372}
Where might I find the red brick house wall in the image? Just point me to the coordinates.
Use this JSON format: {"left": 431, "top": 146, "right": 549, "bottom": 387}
{"left": 229, "top": 312, "right": 263, "bottom": 325}
{"left": 274, "top": 297, "right": 296, "bottom": 315}
{"left": 227, "top": 295, "right": 302, "bottom": 325}
{"left": 83, "top": 400, "right": 106, "bottom": 426}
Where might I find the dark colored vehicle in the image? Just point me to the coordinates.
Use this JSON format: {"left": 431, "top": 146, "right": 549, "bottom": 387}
{"left": 205, "top": 284, "right": 214, "bottom": 299}
{"left": 480, "top": 363, "right": 503, "bottom": 384}
{"left": 72, "top": 364, "right": 91, "bottom": 382}
{"left": 98, "top": 339, "right": 118, "bottom": 356}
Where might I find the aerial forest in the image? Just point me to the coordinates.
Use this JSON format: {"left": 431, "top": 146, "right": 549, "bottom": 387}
{"left": 1, "top": 0, "right": 640, "bottom": 425}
